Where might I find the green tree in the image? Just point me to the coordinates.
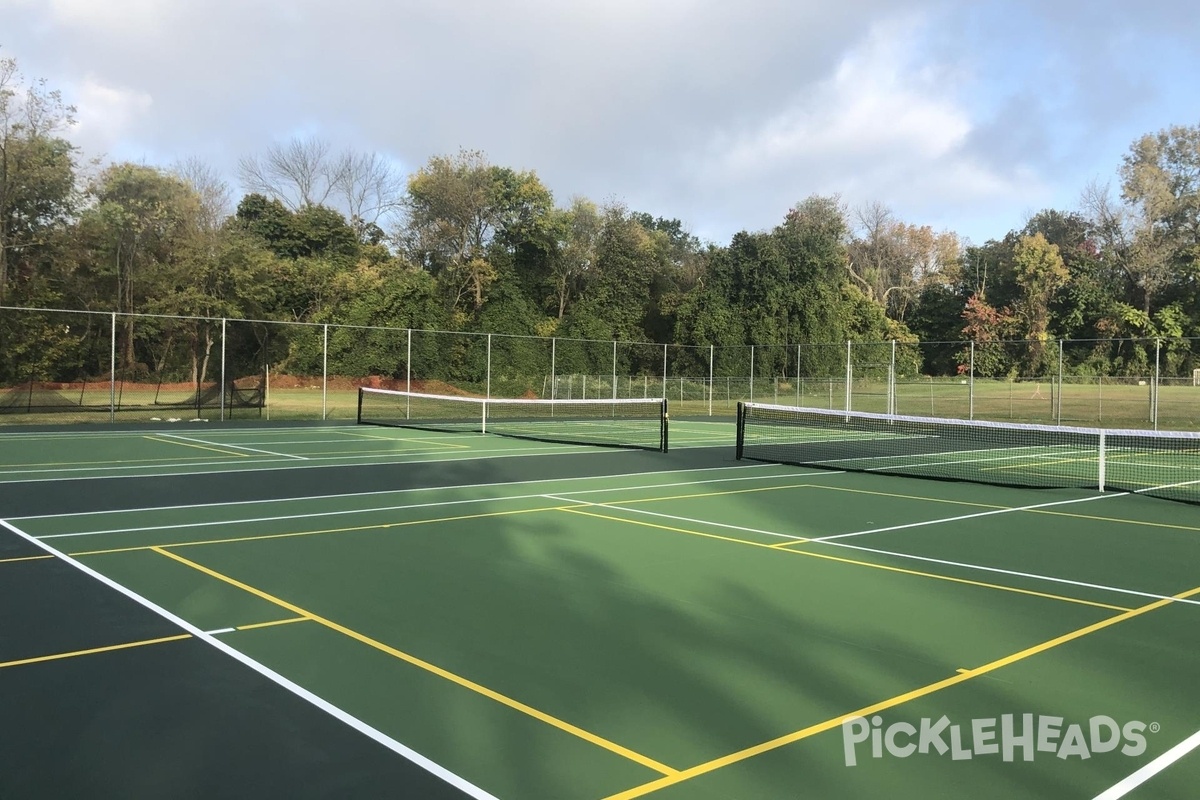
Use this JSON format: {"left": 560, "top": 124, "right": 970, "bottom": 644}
{"left": 0, "top": 54, "right": 78, "bottom": 303}
{"left": 402, "top": 150, "right": 554, "bottom": 314}
{"left": 1012, "top": 233, "right": 1070, "bottom": 371}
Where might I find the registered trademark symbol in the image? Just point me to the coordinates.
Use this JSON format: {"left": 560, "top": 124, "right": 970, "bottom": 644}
{"left": 1149, "top": 722, "right": 1161, "bottom": 734}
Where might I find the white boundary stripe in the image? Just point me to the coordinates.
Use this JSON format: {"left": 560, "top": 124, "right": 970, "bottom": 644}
{"left": 203, "top": 627, "right": 237, "bottom": 635}
{"left": 811, "top": 493, "right": 1127, "bottom": 542}
{"left": 37, "top": 471, "right": 835, "bottom": 540}
{"left": 541, "top": 494, "right": 1200, "bottom": 608}
{"left": 158, "top": 433, "right": 309, "bottom": 461}
{"left": 14, "top": 463, "right": 779, "bottom": 521}
{"left": 0, "top": 443, "right": 611, "bottom": 484}
{"left": 1092, "top": 727, "right": 1200, "bottom": 799}
{"left": 0, "top": 517, "right": 499, "bottom": 800}
{"left": 541, "top": 495, "right": 809, "bottom": 542}
{"left": 0, "top": 437, "right": 728, "bottom": 485}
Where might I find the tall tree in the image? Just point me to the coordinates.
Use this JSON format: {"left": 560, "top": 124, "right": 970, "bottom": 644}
{"left": 402, "top": 150, "right": 553, "bottom": 315}
{"left": 1011, "top": 233, "right": 1070, "bottom": 370}
{"left": 79, "top": 164, "right": 201, "bottom": 366}
{"left": 0, "top": 53, "right": 78, "bottom": 303}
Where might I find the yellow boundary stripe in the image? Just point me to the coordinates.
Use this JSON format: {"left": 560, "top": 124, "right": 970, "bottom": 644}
{"left": 603, "top": 584, "right": 1200, "bottom": 800}
{"left": 559, "top": 508, "right": 1130, "bottom": 612}
{"left": 0, "top": 633, "right": 192, "bottom": 670}
{"left": 333, "top": 430, "right": 472, "bottom": 449}
{"left": 0, "top": 554, "right": 55, "bottom": 565}
{"left": 150, "top": 546, "right": 678, "bottom": 777}
{"left": 144, "top": 435, "right": 250, "bottom": 458}
{"left": 236, "top": 616, "right": 309, "bottom": 631}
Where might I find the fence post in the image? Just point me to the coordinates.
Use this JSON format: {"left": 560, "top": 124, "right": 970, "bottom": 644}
{"left": 1153, "top": 338, "right": 1161, "bottom": 430}
{"left": 1056, "top": 338, "right": 1064, "bottom": 425}
{"left": 219, "top": 318, "right": 227, "bottom": 422}
{"left": 662, "top": 344, "right": 667, "bottom": 399}
{"left": 109, "top": 312, "right": 117, "bottom": 422}
{"left": 708, "top": 344, "right": 714, "bottom": 417}
{"left": 889, "top": 339, "right": 896, "bottom": 415}
{"left": 749, "top": 345, "right": 755, "bottom": 404}
{"left": 795, "top": 344, "right": 801, "bottom": 407}
{"left": 844, "top": 341, "right": 852, "bottom": 412}
{"left": 322, "top": 324, "right": 329, "bottom": 420}
{"left": 969, "top": 341, "right": 975, "bottom": 420}
{"left": 612, "top": 340, "right": 617, "bottom": 400}
{"left": 550, "top": 337, "right": 557, "bottom": 400}
{"left": 486, "top": 333, "right": 492, "bottom": 400}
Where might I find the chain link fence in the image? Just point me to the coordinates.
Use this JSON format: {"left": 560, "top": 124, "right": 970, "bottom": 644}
{"left": 2, "top": 306, "right": 1198, "bottom": 429}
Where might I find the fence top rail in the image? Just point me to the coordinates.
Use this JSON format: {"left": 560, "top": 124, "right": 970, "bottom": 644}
{"left": 4, "top": 306, "right": 1200, "bottom": 350}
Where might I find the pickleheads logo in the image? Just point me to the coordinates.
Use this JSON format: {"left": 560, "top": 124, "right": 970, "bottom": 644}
{"left": 842, "top": 714, "right": 1157, "bottom": 766}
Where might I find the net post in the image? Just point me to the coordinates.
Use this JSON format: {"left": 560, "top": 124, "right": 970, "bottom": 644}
{"left": 219, "top": 317, "right": 227, "bottom": 422}
{"left": 405, "top": 329, "right": 412, "bottom": 419}
{"left": 661, "top": 399, "right": 669, "bottom": 452}
{"left": 735, "top": 401, "right": 745, "bottom": 460}
{"left": 708, "top": 344, "right": 714, "bottom": 417}
{"left": 356, "top": 387, "right": 364, "bottom": 423}
{"left": 1098, "top": 429, "right": 1106, "bottom": 493}
{"left": 322, "top": 324, "right": 329, "bottom": 421}
{"left": 109, "top": 311, "right": 117, "bottom": 422}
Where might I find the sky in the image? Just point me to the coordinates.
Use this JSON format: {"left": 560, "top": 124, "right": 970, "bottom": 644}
{"left": 3, "top": 0, "right": 1199, "bottom": 246}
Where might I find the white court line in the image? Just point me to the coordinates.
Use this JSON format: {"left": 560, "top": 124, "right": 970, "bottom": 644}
{"left": 812, "top": 493, "right": 1127, "bottom": 542}
{"left": 0, "top": 442, "right": 607, "bottom": 484}
{"left": 541, "top": 492, "right": 1200, "bottom": 609}
{"left": 203, "top": 627, "right": 237, "bottom": 635}
{"left": 541, "top": 494, "right": 809, "bottom": 543}
{"left": 14, "top": 463, "right": 780, "bottom": 521}
{"left": 158, "top": 433, "right": 309, "bottom": 461}
{"left": 1093, "top": 727, "right": 1200, "bottom": 799}
{"left": 38, "top": 471, "right": 833, "bottom": 540}
{"left": 0, "top": 518, "right": 499, "bottom": 800}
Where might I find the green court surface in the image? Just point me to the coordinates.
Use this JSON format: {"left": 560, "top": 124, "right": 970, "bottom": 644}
{"left": 1, "top": 419, "right": 1198, "bottom": 799}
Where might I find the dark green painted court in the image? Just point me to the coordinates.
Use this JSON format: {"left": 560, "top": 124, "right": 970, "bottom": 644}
{"left": 1, "top": 419, "right": 1197, "bottom": 799}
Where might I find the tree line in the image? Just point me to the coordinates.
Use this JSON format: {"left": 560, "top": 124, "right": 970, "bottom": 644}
{"left": 2, "top": 53, "right": 1198, "bottom": 387}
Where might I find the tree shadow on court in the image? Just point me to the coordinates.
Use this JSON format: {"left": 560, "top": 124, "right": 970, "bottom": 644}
{"left": 291, "top": 452, "right": 1154, "bottom": 799}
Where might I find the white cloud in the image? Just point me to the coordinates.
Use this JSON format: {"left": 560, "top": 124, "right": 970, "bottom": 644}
{"left": 679, "top": 14, "right": 1051, "bottom": 239}
{"left": 71, "top": 76, "right": 153, "bottom": 157}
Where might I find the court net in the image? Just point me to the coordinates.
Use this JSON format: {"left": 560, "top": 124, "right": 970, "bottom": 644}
{"left": 736, "top": 402, "right": 1200, "bottom": 505}
{"left": 358, "top": 388, "right": 669, "bottom": 452}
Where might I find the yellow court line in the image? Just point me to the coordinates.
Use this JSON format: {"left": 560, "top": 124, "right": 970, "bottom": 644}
{"left": 144, "top": 435, "right": 250, "bottom": 458}
{"left": 69, "top": 505, "right": 573, "bottom": 557}
{"left": 333, "top": 429, "right": 472, "bottom": 449}
{"left": 806, "top": 483, "right": 1006, "bottom": 510}
{"left": 150, "top": 546, "right": 678, "bottom": 777}
{"left": 559, "top": 508, "right": 1129, "bottom": 613}
{"left": 603, "top": 584, "right": 1200, "bottom": 800}
{"left": 604, "top": 482, "right": 817, "bottom": 507}
{"left": 0, "top": 554, "right": 55, "bottom": 565}
{"left": 0, "top": 633, "right": 193, "bottom": 670}
{"left": 235, "top": 616, "right": 309, "bottom": 631}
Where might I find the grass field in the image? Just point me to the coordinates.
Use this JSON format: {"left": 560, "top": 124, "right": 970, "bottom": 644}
{"left": 3, "top": 375, "right": 1199, "bottom": 430}
{"left": 1, "top": 418, "right": 1198, "bottom": 798}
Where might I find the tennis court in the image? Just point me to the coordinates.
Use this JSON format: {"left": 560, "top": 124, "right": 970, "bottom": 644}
{"left": 1, "top": 399, "right": 1198, "bottom": 799}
